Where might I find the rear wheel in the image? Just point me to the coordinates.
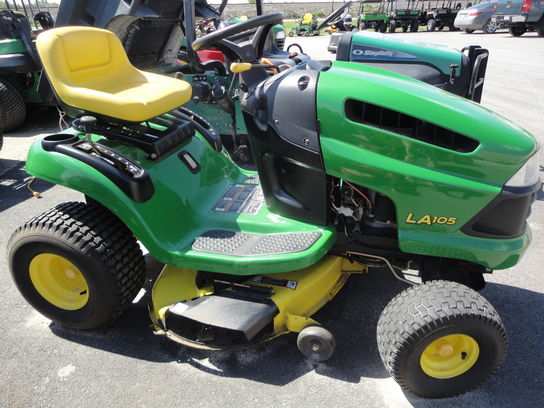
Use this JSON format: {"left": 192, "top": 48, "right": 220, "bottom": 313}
{"left": 8, "top": 202, "right": 147, "bottom": 330}
{"left": 509, "top": 25, "right": 526, "bottom": 36}
{"left": 427, "top": 19, "right": 436, "bottom": 31}
{"left": 377, "top": 280, "right": 508, "bottom": 398}
{"left": 0, "top": 78, "right": 26, "bottom": 132}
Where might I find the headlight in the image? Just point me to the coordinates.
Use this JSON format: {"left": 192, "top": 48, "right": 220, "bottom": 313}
{"left": 276, "top": 30, "right": 286, "bottom": 40}
{"left": 505, "top": 150, "right": 541, "bottom": 187}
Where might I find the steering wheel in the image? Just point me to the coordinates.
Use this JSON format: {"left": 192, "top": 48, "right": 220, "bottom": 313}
{"left": 316, "top": 1, "right": 353, "bottom": 32}
{"left": 192, "top": 12, "right": 284, "bottom": 63}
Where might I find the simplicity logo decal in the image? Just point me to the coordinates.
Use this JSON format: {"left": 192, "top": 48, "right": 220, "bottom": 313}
{"left": 351, "top": 45, "right": 418, "bottom": 60}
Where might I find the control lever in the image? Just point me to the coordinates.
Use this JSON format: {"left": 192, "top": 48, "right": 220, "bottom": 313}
{"left": 80, "top": 115, "right": 100, "bottom": 155}
{"left": 79, "top": 116, "right": 130, "bottom": 175}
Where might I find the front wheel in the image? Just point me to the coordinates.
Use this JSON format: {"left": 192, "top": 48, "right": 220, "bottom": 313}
{"left": 297, "top": 325, "right": 336, "bottom": 361}
{"left": 482, "top": 19, "right": 497, "bottom": 34}
{"left": 427, "top": 19, "right": 436, "bottom": 31}
{"left": 389, "top": 20, "right": 397, "bottom": 33}
{"left": 377, "top": 280, "right": 508, "bottom": 398}
{"left": 8, "top": 202, "right": 147, "bottom": 330}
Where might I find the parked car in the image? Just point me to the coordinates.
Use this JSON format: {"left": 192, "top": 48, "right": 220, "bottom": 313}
{"left": 455, "top": 1, "right": 500, "bottom": 33}
{"left": 492, "top": 0, "right": 544, "bottom": 36}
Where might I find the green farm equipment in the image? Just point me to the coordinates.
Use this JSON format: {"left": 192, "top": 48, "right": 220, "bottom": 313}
{"left": 289, "top": 13, "right": 321, "bottom": 37}
{"left": 7, "top": 0, "right": 541, "bottom": 399}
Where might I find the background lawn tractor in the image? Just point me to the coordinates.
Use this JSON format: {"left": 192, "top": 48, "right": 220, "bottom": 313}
{"left": 0, "top": 1, "right": 55, "bottom": 136}
{"left": 289, "top": 13, "right": 321, "bottom": 37}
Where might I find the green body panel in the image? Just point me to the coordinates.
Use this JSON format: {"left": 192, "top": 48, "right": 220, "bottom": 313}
{"left": 317, "top": 61, "right": 537, "bottom": 269}
{"left": 25, "top": 131, "right": 335, "bottom": 275}
{"left": 186, "top": 99, "right": 245, "bottom": 136}
{"left": 350, "top": 31, "right": 463, "bottom": 76}
{"left": 0, "top": 38, "right": 27, "bottom": 54}
{"left": 360, "top": 13, "right": 389, "bottom": 22}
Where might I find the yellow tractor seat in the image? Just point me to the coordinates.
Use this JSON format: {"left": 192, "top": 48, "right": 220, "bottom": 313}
{"left": 301, "top": 13, "right": 313, "bottom": 25}
{"left": 36, "top": 26, "right": 192, "bottom": 123}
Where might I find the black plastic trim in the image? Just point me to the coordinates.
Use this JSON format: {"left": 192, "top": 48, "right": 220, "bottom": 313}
{"left": 460, "top": 181, "right": 541, "bottom": 239}
{"left": 41, "top": 134, "right": 155, "bottom": 203}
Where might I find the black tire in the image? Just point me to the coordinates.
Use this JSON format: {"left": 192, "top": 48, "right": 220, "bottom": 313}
{"left": 377, "top": 280, "right": 508, "bottom": 398}
{"left": 482, "top": 19, "right": 497, "bottom": 34}
{"left": 379, "top": 22, "right": 387, "bottom": 33}
{"left": 509, "top": 25, "right": 526, "bottom": 36}
{"left": 465, "top": 28, "right": 475, "bottom": 34}
{"left": 410, "top": 21, "right": 419, "bottom": 32}
{"left": 297, "top": 325, "right": 336, "bottom": 361}
{"left": 402, "top": 24, "right": 408, "bottom": 32}
{"left": 0, "top": 78, "right": 26, "bottom": 132}
{"left": 303, "top": 30, "right": 309, "bottom": 37}
{"left": 8, "top": 202, "right": 147, "bottom": 330}
{"left": 389, "top": 20, "right": 397, "bottom": 33}
{"left": 427, "top": 19, "right": 436, "bottom": 31}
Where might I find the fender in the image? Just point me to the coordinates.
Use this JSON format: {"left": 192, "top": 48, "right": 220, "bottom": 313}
{"left": 25, "top": 130, "right": 336, "bottom": 274}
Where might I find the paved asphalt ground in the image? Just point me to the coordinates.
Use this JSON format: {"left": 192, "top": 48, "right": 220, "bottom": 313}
{"left": 1, "top": 30, "right": 543, "bottom": 408}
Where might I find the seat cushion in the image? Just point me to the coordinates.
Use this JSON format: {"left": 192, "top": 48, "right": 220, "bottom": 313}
{"left": 37, "top": 26, "right": 192, "bottom": 122}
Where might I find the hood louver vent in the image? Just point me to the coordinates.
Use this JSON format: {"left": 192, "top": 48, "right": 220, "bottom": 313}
{"left": 345, "top": 99, "right": 479, "bottom": 153}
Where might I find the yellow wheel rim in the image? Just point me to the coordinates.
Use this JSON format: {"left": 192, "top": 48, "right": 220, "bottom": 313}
{"left": 29, "top": 253, "right": 89, "bottom": 310}
{"left": 420, "top": 334, "right": 479, "bottom": 379}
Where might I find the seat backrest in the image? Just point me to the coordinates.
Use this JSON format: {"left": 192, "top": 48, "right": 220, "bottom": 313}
{"left": 301, "top": 13, "right": 313, "bottom": 25}
{"left": 37, "top": 26, "right": 146, "bottom": 98}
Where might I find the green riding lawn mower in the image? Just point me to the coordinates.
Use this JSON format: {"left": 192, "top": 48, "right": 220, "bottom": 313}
{"left": 289, "top": 13, "right": 321, "bottom": 37}
{"left": 6, "top": 0, "right": 542, "bottom": 399}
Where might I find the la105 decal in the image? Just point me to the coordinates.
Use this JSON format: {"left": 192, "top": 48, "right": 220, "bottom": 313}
{"left": 405, "top": 213, "right": 458, "bottom": 226}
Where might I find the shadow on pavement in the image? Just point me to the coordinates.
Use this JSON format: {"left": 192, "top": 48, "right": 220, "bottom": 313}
{"left": 0, "top": 163, "right": 57, "bottom": 212}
